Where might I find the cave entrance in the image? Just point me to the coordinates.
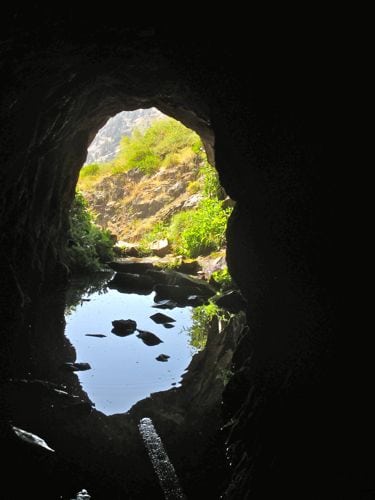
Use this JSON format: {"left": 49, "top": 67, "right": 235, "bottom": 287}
{"left": 64, "top": 108, "right": 237, "bottom": 416}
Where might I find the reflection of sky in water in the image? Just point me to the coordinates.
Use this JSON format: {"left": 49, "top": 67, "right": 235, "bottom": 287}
{"left": 65, "top": 288, "right": 195, "bottom": 415}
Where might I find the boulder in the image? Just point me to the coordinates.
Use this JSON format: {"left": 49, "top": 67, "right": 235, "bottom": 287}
{"left": 147, "top": 269, "right": 216, "bottom": 296}
{"left": 108, "top": 261, "right": 155, "bottom": 274}
{"left": 108, "top": 272, "right": 154, "bottom": 293}
{"left": 149, "top": 239, "right": 170, "bottom": 257}
{"left": 173, "top": 259, "right": 200, "bottom": 274}
{"left": 111, "top": 319, "right": 137, "bottom": 336}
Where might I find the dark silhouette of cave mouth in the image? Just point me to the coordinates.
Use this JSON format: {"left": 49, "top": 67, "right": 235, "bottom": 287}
{"left": 0, "top": 21, "right": 343, "bottom": 500}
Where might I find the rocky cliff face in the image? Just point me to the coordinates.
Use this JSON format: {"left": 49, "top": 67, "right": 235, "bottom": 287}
{"left": 85, "top": 108, "right": 163, "bottom": 164}
{"left": 82, "top": 160, "right": 202, "bottom": 241}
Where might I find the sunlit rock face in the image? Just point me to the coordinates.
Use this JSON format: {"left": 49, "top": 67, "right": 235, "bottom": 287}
{"left": 0, "top": 15, "right": 346, "bottom": 500}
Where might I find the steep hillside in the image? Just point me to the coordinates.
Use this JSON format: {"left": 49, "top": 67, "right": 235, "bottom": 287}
{"left": 81, "top": 158, "right": 203, "bottom": 241}
{"left": 85, "top": 108, "right": 163, "bottom": 164}
{"left": 78, "top": 116, "right": 233, "bottom": 259}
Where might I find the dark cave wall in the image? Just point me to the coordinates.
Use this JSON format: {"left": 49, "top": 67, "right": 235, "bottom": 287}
{"left": 0, "top": 17, "right": 348, "bottom": 499}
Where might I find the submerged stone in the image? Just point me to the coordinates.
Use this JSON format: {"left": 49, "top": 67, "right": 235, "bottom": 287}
{"left": 150, "top": 312, "right": 176, "bottom": 324}
{"left": 136, "top": 329, "right": 163, "bottom": 346}
{"left": 111, "top": 319, "right": 137, "bottom": 336}
{"left": 62, "top": 362, "right": 91, "bottom": 372}
{"left": 152, "top": 299, "right": 178, "bottom": 309}
{"left": 85, "top": 333, "right": 106, "bottom": 338}
{"left": 156, "top": 354, "right": 170, "bottom": 362}
{"left": 108, "top": 272, "right": 154, "bottom": 292}
{"left": 12, "top": 426, "right": 55, "bottom": 452}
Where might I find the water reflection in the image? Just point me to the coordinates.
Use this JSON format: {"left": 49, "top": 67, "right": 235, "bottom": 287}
{"left": 64, "top": 279, "right": 197, "bottom": 415}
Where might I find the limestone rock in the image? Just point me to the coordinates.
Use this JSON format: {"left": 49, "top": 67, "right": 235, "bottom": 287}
{"left": 149, "top": 239, "right": 170, "bottom": 257}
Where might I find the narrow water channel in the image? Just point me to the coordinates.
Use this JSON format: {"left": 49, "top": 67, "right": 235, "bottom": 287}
{"left": 64, "top": 276, "right": 198, "bottom": 415}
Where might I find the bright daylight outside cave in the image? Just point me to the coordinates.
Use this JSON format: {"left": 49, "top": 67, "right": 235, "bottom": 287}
{"left": 64, "top": 108, "right": 242, "bottom": 415}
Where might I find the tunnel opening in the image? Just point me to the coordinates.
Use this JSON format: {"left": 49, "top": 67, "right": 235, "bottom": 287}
{"left": 63, "top": 107, "right": 241, "bottom": 417}
{"left": 2, "top": 104, "right": 246, "bottom": 499}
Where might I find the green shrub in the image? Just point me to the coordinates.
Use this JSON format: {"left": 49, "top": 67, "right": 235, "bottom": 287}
{"left": 112, "top": 117, "right": 202, "bottom": 175}
{"left": 168, "top": 199, "right": 232, "bottom": 258}
{"left": 138, "top": 221, "right": 168, "bottom": 254}
{"left": 187, "top": 180, "right": 200, "bottom": 194}
{"left": 80, "top": 163, "right": 100, "bottom": 177}
{"left": 66, "top": 192, "right": 114, "bottom": 273}
{"left": 211, "top": 267, "right": 233, "bottom": 290}
{"left": 199, "top": 161, "right": 222, "bottom": 198}
{"left": 189, "top": 302, "right": 220, "bottom": 350}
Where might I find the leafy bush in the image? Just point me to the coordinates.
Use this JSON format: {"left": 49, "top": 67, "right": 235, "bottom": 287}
{"left": 211, "top": 267, "right": 233, "bottom": 290}
{"left": 189, "top": 302, "right": 220, "bottom": 350}
{"left": 80, "top": 163, "right": 100, "bottom": 177}
{"left": 112, "top": 118, "right": 201, "bottom": 175}
{"left": 138, "top": 221, "right": 168, "bottom": 255}
{"left": 199, "top": 161, "right": 222, "bottom": 199}
{"left": 66, "top": 192, "right": 114, "bottom": 273}
{"left": 168, "top": 198, "right": 232, "bottom": 258}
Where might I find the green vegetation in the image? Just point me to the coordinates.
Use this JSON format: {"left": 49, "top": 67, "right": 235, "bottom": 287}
{"left": 189, "top": 302, "right": 220, "bottom": 350}
{"left": 168, "top": 198, "right": 231, "bottom": 258}
{"left": 80, "top": 163, "right": 100, "bottom": 177}
{"left": 66, "top": 192, "right": 114, "bottom": 273}
{"left": 112, "top": 118, "right": 200, "bottom": 175}
{"left": 77, "top": 115, "right": 233, "bottom": 260}
{"left": 138, "top": 221, "right": 168, "bottom": 255}
{"left": 78, "top": 117, "right": 201, "bottom": 190}
{"left": 189, "top": 301, "right": 231, "bottom": 350}
{"left": 65, "top": 271, "right": 112, "bottom": 315}
{"left": 211, "top": 267, "right": 233, "bottom": 290}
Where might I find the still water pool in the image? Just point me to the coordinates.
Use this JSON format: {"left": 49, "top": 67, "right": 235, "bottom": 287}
{"left": 64, "top": 286, "right": 196, "bottom": 415}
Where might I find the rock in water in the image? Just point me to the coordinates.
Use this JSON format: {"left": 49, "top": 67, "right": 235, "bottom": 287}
{"left": 108, "top": 260, "right": 154, "bottom": 274}
{"left": 156, "top": 354, "right": 170, "bottom": 362}
{"left": 85, "top": 333, "right": 106, "bottom": 338}
{"left": 71, "top": 489, "right": 91, "bottom": 500}
{"left": 111, "top": 319, "right": 137, "bottom": 336}
{"left": 136, "top": 329, "right": 163, "bottom": 346}
{"left": 108, "top": 272, "right": 154, "bottom": 293}
{"left": 150, "top": 312, "right": 176, "bottom": 324}
{"left": 162, "top": 323, "right": 175, "bottom": 329}
{"left": 12, "top": 426, "right": 55, "bottom": 452}
{"left": 62, "top": 362, "right": 91, "bottom": 372}
{"left": 152, "top": 299, "right": 177, "bottom": 309}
